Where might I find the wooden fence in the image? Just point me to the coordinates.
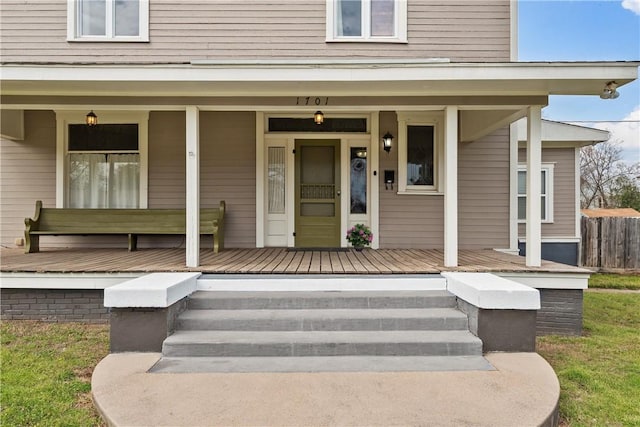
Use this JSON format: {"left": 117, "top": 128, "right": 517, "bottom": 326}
{"left": 581, "top": 217, "right": 640, "bottom": 269}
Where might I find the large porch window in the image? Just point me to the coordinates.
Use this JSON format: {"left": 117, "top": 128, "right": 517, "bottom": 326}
{"left": 67, "top": 124, "right": 140, "bottom": 208}
{"left": 55, "top": 111, "right": 149, "bottom": 209}
{"left": 326, "top": 0, "right": 407, "bottom": 42}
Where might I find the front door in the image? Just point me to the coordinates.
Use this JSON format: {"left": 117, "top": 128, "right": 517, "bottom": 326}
{"left": 295, "top": 139, "right": 341, "bottom": 247}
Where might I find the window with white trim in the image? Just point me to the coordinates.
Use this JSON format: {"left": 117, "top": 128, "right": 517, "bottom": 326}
{"left": 397, "top": 112, "right": 444, "bottom": 194}
{"left": 326, "top": 0, "right": 407, "bottom": 42}
{"left": 56, "top": 111, "right": 149, "bottom": 209}
{"left": 517, "top": 164, "right": 554, "bottom": 222}
{"left": 67, "top": 124, "right": 140, "bottom": 208}
{"left": 67, "top": 0, "right": 149, "bottom": 42}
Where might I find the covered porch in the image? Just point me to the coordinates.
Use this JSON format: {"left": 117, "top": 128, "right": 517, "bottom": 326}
{"left": 2, "top": 60, "right": 637, "bottom": 271}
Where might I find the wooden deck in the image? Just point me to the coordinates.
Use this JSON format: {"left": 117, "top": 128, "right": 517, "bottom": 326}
{"left": 0, "top": 247, "right": 589, "bottom": 274}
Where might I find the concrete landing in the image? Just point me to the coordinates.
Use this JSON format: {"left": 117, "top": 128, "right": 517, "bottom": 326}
{"left": 92, "top": 352, "right": 560, "bottom": 427}
{"left": 150, "top": 355, "right": 494, "bottom": 373}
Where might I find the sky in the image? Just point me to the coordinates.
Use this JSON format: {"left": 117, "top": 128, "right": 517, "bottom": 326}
{"left": 518, "top": 0, "right": 640, "bottom": 164}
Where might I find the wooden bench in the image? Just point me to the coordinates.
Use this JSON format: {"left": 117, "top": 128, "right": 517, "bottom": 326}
{"left": 24, "top": 200, "right": 225, "bottom": 254}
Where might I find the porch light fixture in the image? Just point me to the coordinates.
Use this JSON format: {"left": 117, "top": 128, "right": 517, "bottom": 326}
{"left": 86, "top": 110, "right": 98, "bottom": 126}
{"left": 314, "top": 111, "right": 324, "bottom": 125}
{"left": 600, "top": 81, "right": 620, "bottom": 99}
{"left": 382, "top": 132, "right": 394, "bottom": 153}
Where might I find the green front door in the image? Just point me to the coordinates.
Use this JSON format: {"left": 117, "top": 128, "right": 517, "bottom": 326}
{"left": 295, "top": 139, "right": 341, "bottom": 247}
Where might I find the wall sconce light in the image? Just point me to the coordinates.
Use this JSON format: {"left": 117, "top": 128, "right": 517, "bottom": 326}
{"left": 86, "top": 110, "right": 98, "bottom": 126}
{"left": 382, "top": 132, "right": 394, "bottom": 153}
{"left": 600, "top": 81, "right": 620, "bottom": 99}
{"left": 314, "top": 111, "right": 324, "bottom": 125}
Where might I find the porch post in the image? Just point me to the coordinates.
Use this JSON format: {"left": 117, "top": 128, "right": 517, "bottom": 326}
{"left": 444, "top": 106, "right": 459, "bottom": 267}
{"left": 526, "top": 106, "right": 542, "bottom": 267}
{"left": 185, "top": 106, "right": 200, "bottom": 268}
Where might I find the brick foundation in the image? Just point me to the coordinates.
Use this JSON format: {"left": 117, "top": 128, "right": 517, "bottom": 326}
{"left": 0, "top": 288, "right": 109, "bottom": 323}
{"left": 537, "top": 288, "right": 583, "bottom": 336}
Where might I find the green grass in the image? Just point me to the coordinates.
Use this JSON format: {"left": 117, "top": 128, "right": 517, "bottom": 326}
{"left": 588, "top": 273, "right": 640, "bottom": 290}
{"left": 538, "top": 292, "right": 640, "bottom": 426}
{"left": 0, "top": 321, "right": 109, "bottom": 427}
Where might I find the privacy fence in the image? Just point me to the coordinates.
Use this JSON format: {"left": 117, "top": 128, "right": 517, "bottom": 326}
{"left": 581, "top": 217, "right": 640, "bottom": 269}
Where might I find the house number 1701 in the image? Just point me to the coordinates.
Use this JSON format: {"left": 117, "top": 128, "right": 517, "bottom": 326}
{"left": 296, "top": 97, "right": 329, "bottom": 106}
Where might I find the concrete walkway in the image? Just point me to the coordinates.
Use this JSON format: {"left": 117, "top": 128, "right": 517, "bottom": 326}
{"left": 92, "top": 352, "right": 559, "bottom": 427}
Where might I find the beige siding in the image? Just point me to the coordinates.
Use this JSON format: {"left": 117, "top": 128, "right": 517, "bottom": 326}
{"left": 458, "top": 128, "right": 510, "bottom": 249}
{"left": 200, "top": 112, "right": 256, "bottom": 248}
{"left": 0, "top": 110, "right": 256, "bottom": 249}
{"left": 378, "top": 112, "right": 509, "bottom": 249}
{"left": 378, "top": 111, "right": 444, "bottom": 248}
{"left": 0, "top": 111, "right": 57, "bottom": 248}
{"left": 1, "top": 1, "right": 510, "bottom": 63}
{"left": 518, "top": 148, "right": 577, "bottom": 238}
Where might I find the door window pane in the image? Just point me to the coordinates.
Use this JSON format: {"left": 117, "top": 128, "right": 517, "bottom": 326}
{"left": 371, "top": 0, "right": 394, "bottom": 36}
{"left": 268, "top": 147, "right": 286, "bottom": 214}
{"left": 350, "top": 147, "right": 367, "bottom": 214}
{"left": 115, "top": 0, "right": 140, "bottom": 36}
{"left": 337, "top": 0, "right": 362, "bottom": 36}
{"left": 407, "top": 125, "right": 435, "bottom": 186}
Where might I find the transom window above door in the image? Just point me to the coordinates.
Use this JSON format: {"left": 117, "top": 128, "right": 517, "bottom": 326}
{"left": 326, "top": 0, "right": 408, "bottom": 43}
{"left": 67, "top": 0, "right": 149, "bottom": 42}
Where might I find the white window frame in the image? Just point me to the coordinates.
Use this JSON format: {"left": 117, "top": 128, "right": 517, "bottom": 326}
{"left": 397, "top": 111, "right": 444, "bottom": 195}
{"left": 517, "top": 163, "right": 554, "bottom": 223}
{"left": 67, "top": 0, "right": 149, "bottom": 42}
{"left": 326, "top": 0, "right": 408, "bottom": 43}
{"left": 55, "top": 111, "right": 149, "bottom": 208}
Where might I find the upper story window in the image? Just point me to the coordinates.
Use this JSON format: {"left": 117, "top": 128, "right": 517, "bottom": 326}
{"left": 326, "top": 0, "right": 408, "bottom": 43}
{"left": 67, "top": 0, "right": 149, "bottom": 42}
{"left": 397, "top": 112, "right": 444, "bottom": 195}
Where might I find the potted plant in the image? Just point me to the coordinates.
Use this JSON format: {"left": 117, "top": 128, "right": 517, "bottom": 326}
{"left": 346, "top": 224, "right": 373, "bottom": 251}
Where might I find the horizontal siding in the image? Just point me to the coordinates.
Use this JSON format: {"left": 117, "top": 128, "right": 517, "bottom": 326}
{"left": 378, "top": 112, "right": 510, "bottom": 249}
{"left": 378, "top": 111, "right": 444, "bottom": 249}
{"left": 1, "top": 110, "right": 256, "bottom": 250}
{"left": 518, "top": 148, "right": 577, "bottom": 238}
{"left": 0, "top": 1, "right": 510, "bottom": 63}
{"left": 0, "top": 111, "right": 57, "bottom": 248}
{"left": 458, "top": 128, "right": 509, "bottom": 249}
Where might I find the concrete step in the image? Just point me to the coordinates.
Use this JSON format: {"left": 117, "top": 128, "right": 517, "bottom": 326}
{"left": 176, "top": 308, "right": 469, "bottom": 331}
{"left": 150, "top": 355, "right": 495, "bottom": 373}
{"left": 162, "top": 330, "right": 483, "bottom": 358}
{"left": 187, "top": 290, "right": 457, "bottom": 310}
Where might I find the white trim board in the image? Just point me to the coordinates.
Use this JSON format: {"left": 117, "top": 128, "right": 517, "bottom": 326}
{"left": 0, "top": 272, "right": 142, "bottom": 289}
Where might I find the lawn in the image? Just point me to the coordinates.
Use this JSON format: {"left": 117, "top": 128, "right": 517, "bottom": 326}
{"left": 588, "top": 273, "right": 640, "bottom": 290}
{"left": 537, "top": 292, "right": 640, "bottom": 426}
{"left": 0, "top": 321, "right": 109, "bottom": 427}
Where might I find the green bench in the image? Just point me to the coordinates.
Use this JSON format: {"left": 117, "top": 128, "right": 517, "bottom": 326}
{"left": 24, "top": 200, "right": 225, "bottom": 254}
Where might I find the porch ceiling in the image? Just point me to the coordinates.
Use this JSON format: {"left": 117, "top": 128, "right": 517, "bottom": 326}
{"left": 1, "top": 61, "right": 638, "bottom": 99}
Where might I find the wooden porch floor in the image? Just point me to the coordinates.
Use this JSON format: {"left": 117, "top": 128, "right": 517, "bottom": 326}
{"left": 0, "top": 247, "right": 588, "bottom": 274}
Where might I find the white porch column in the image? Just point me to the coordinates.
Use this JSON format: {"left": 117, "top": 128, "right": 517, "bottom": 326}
{"left": 444, "top": 106, "right": 459, "bottom": 267}
{"left": 186, "top": 106, "right": 200, "bottom": 267}
{"left": 526, "top": 106, "right": 542, "bottom": 267}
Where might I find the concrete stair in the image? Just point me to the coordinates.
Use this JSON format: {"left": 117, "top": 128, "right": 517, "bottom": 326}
{"left": 153, "top": 290, "right": 491, "bottom": 373}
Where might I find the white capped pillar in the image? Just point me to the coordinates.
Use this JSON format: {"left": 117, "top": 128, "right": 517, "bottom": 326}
{"left": 444, "top": 106, "right": 459, "bottom": 267}
{"left": 186, "top": 106, "right": 200, "bottom": 267}
{"left": 526, "top": 106, "right": 542, "bottom": 267}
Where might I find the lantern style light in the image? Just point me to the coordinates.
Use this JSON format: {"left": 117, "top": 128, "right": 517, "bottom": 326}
{"left": 86, "top": 110, "right": 98, "bottom": 126}
{"left": 314, "top": 111, "right": 324, "bottom": 125}
{"left": 382, "top": 132, "right": 394, "bottom": 153}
